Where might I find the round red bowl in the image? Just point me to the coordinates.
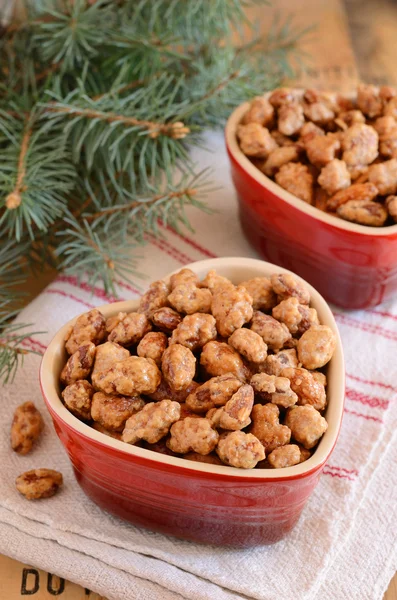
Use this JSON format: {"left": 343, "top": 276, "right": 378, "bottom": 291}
{"left": 40, "top": 257, "right": 345, "bottom": 547}
{"left": 225, "top": 95, "right": 397, "bottom": 309}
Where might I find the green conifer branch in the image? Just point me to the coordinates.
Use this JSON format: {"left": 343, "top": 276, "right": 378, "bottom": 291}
{"left": 0, "top": 0, "right": 306, "bottom": 384}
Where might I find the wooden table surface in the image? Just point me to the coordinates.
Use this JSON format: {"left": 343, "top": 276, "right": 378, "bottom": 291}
{"left": 1, "top": 0, "right": 396, "bottom": 598}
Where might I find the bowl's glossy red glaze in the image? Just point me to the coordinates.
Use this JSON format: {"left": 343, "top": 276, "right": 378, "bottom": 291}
{"left": 40, "top": 258, "right": 345, "bottom": 547}
{"left": 225, "top": 100, "right": 397, "bottom": 309}
{"left": 46, "top": 403, "right": 323, "bottom": 546}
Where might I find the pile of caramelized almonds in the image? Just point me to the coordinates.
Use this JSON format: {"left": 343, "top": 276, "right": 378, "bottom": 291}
{"left": 237, "top": 84, "right": 397, "bottom": 227}
{"left": 57, "top": 268, "right": 336, "bottom": 470}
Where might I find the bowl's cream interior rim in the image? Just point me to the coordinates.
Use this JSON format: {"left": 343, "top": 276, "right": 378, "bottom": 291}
{"left": 40, "top": 257, "right": 345, "bottom": 479}
{"left": 226, "top": 90, "right": 397, "bottom": 236}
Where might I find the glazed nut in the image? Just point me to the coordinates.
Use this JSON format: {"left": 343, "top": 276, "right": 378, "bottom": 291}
{"left": 142, "top": 439, "right": 178, "bottom": 456}
{"left": 250, "top": 373, "right": 298, "bottom": 408}
{"left": 272, "top": 297, "right": 319, "bottom": 335}
{"left": 275, "top": 162, "right": 314, "bottom": 204}
{"left": 327, "top": 182, "right": 378, "bottom": 211}
{"left": 303, "top": 92, "right": 335, "bottom": 124}
{"left": 299, "top": 121, "right": 325, "bottom": 144}
{"left": 357, "top": 83, "right": 383, "bottom": 118}
{"left": 269, "top": 87, "right": 297, "bottom": 107}
{"left": 386, "top": 195, "right": 397, "bottom": 222}
{"left": 167, "top": 417, "right": 219, "bottom": 454}
{"left": 318, "top": 159, "right": 351, "bottom": 195}
{"left": 278, "top": 102, "right": 305, "bottom": 136}
{"left": 380, "top": 85, "right": 397, "bottom": 100}
{"left": 200, "top": 270, "right": 234, "bottom": 293}
{"left": 250, "top": 311, "right": 291, "bottom": 350}
{"left": 94, "top": 356, "right": 161, "bottom": 396}
{"left": 297, "top": 325, "right": 336, "bottom": 370}
{"left": 91, "top": 392, "right": 145, "bottom": 432}
{"left": 151, "top": 307, "right": 182, "bottom": 332}
{"left": 92, "top": 422, "right": 122, "bottom": 440}
{"left": 262, "top": 146, "right": 300, "bottom": 177}
{"left": 211, "top": 285, "right": 253, "bottom": 337}
{"left": 161, "top": 344, "right": 196, "bottom": 391}
{"left": 258, "top": 348, "right": 299, "bottom": 376}
{"left": 168, "top": 283, "right": 212, "bottom": 315}
{"left": 178, "top": 402, "right": 203, "bottom": 420}
{"left": 216, "top": 431, "right": 265, "bottom": 469}
{"left": 347, "top": 164, "right": 369, "bottom": 182}
{"left": 267, "top": 444, "right": 301, "bottom": 468}
{"left": 270, "top": 272, "right": 310, "bottom": 305}
{"left": 285, "top": 405, "right": 328, "bottom": 449}
{"left": 368, "top": 159, "right": 397, "bottom": 195}
{"left": 169, "top": 268, "right": 199, "bottom": 290}
{"left": 65, "top": 309, "right": 106, "bottom": 354}
{"left": 16, "top": 469, "right": 63, "bottom": 500}
{"left": 200, "top": 341, "right": 250, "bottom": 381}
{"left": 11, "top": 402, "right": 44, "bottom": 455}
{"left": 217, "top": 384, "right": 254, "bottom": 430}
{"left": 122, "top": 399, "right": 180, "bottom": 444}
{"left": 298, "top": 445, "right": 312, "bottom": 463}
{"left": 170, "top": 313, "right": 217, "bottom": 351}
{"left": 237, "top": 123, "right": 278, "bottom": 158}
{"left": 342, "top": 123, "right": 379, "bottom": 166}
{"left": 305, "top": 134, "right": 340, "bottom": 167}
{"left": 139, "top": 280, "right": 170, "bottom": 316}
{"left": 147, "top": 378, "right": 199, "bottom": 403}
{"left": 183, "top": 452, "right": 223, "bottom": 465}
{"left": 239, "top": 277, "right": 277, "bottom": 311}
{"left": 336, "top": 110, "right": 366, "bottom": 129}
{"left": 105, "top": 312, "right": 127, "bottom": 333}
{"left": 242, "top": 96, "right": 274, "bottom": 127}
{"left": 91, "top": 341, "right": 130, "bottom": 390}
{"left": 281, "top": 367, "right": 326, "bottom": 411}
{"left": 373, "top": 116, "right": 396, "bottom": 137}
{"left": 271, "top": 130, "right": 297, "bottom": 147}
{"left": 186, "top": 374, "right": 242, "bottom": 413}
{"left": 60, "top": 341, "right": 96, "bottom": 386}
{"left": 379, "top": 128, "right": 397, "bottom": 159}
{"left": 108, "top": 312, "right": 152, "bottom": 346}
{"left": 62, "top": 380, "right": 94, "bottom": 421}
{"left": 228, "top": 328, "right": 268, "bottom": 364}
{"left": 137, "top": 331, "right": 168, "bottom": 366}
{"left": 384, "top": 96, "right": 397, "bottom": 119}
{"left": 249, "top": 403, "right": 291, "bottom": 453}
{"left": 337, "top": 200, "right": 388, "bottom": 227}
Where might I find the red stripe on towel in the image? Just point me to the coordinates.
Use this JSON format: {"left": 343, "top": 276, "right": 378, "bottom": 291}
{"left": 344, "top": 408, "right": 383, "bottom": 423}
{"left": 45, "top": 289, "right": 95, "bottom": 309}
{"left": 345, "top": 388, "right": 389, "bottom": 410}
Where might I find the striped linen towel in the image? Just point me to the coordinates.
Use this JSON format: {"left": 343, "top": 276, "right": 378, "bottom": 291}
{"left": 0, "top": 132, "right": 396, "bottom": 600}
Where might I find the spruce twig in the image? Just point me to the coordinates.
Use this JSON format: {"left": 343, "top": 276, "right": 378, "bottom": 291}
{"left": 5, "top": 123, "right": 32, "bottom": 210}
{"left": 0, "top": 0, "right": 305, "bottom": 383}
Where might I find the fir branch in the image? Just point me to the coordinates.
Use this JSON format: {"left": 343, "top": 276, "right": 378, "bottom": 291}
{"left": 0, "top": 0, "right": 306, "bottom": 384}
{"left": 83, "top": 187, "right": 199, "bottom": 222}
{"left": 82, "top": 169, "right": 214, "bottom": 239}
{"left": 0, "top": 109, "right": 77, "bottom": 241}
{"left": 0, "top": 322, "right": 44, "bottom": 384}
{"left": 46, "top": 104, "right": 190, "bottom": 139}
{"left": 55, "top": 212, "right": 142, "bottom": 294}
{"left": 5, "top": 124, "right": 32, "bottom": 210}
{"left": 42, "top": 73, "right": 196, "bottom": 187}
{"left": 0, "top": 241, "right": 45, "bottom": 384}
{"left": 30, "top": 0, "right": 115, "bottom": 71}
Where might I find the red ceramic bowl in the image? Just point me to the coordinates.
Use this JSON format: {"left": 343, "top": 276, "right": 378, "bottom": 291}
{"left": 40, "top": 257, "right": 344, "bottom": 547}
{"left": 225, "top": 95, "right": 397, "bottom": 309}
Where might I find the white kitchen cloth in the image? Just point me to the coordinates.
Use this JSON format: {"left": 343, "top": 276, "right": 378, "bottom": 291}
{"left": 1, "top": 131, "right": 396, "bottom": 600}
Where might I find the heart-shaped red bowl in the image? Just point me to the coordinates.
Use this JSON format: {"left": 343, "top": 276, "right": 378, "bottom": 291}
{"left": 40, "top": 257, "right": 344, "bottom": 547}
{"left": 225, "top": 94, "right": 397, "bottom": 309}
